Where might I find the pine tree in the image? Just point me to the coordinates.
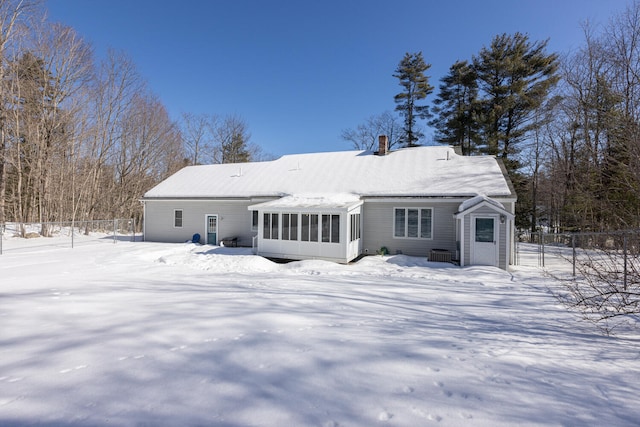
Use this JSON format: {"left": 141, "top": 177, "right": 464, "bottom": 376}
{"left": 393, "top": 52, "right": 433, "bottom": 146}
{"left": 473, "top": 33, "right": 559, "bottom": 171}
{"left": 430, "top": 60, "right": 480, "bottom": 155}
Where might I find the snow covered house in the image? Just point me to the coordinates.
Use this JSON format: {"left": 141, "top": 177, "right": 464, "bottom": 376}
{"left": 141, "top": 137, "right": 517, "bottom": 269}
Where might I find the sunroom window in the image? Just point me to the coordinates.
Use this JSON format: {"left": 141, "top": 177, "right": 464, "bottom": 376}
{"left": 263, "top": 213, "right": 279, "bottom": 240}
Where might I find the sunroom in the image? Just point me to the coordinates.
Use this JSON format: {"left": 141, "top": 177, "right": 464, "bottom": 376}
{"left": 248, "top": 195, "right": 364, "bottom": 263}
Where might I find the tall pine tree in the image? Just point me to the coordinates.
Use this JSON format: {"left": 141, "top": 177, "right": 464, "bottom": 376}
{"left": 393, "top": 52, "right": 433, "bottom": 146}
{"left": 430, "top": 60, "right": 480, "bottom": 155}
{"left": 472, "top": 32, "right": 559, "bottom": 171}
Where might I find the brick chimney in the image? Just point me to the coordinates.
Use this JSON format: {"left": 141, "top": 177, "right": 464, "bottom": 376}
{"left": 377, "top": 135, "right": 388, "bottom": 155}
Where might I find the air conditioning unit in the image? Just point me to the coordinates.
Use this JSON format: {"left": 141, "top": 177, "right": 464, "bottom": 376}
{"left": 430, "top": 249, "right": 452, "bottom": 263}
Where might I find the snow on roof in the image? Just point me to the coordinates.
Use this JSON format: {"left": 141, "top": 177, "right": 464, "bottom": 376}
{"left": 249, "top": 193, "right": 363, "bottom": 211}
{"left": 143, "top": 146, "right": 515, "bottom": 199}
{"left": 457, "top": 194, "right": 507, "bottom": 212}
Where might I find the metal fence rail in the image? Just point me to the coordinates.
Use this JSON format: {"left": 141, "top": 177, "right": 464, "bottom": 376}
{"left": 0, "top": 219, "right": 137, "bottom": 255}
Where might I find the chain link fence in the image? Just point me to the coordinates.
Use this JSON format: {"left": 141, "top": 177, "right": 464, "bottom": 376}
{"left": 516, "top": 230, "right": 640, "bottom": 333}
{"left": 0, "top": 219, "right": 138, "bottom": 255}
{"left": 517, "top": 230, "right": 640, "bottom": 280}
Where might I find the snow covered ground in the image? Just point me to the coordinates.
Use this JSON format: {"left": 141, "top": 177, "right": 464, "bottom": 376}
{"left": 0, "top": 237, "right": 638, "bottom": 426}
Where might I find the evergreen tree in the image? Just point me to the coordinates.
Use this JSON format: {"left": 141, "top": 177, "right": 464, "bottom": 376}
{"left": 393, "top": 52, "right": 433, "bottom": 146}
{"left": 472, "top": 33, "right": 559, "bottom": 172}
{"left": 430, "top": 60, "right": 480, "bottom": 155}
{"left": 222, "top": 132, "right": 250, "bottom": 164}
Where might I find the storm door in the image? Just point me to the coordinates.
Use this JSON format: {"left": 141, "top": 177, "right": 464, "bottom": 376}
{"left": 471, "top": 216, "right": 498, "bottom": 266}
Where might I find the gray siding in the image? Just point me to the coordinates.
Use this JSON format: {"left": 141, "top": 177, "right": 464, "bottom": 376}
{"left": 361, "top": 200, "right": 458, "bottom": 258}
{"left": 144, "top": 200, "right": 256, "bottom": 245}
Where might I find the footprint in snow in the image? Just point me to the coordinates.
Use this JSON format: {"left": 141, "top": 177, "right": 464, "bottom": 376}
{"left": 378, "top": 411, "right": 393, "bottom": 421}
{"left": 401, "top": 385, "right": 414, "bottom": 393}
{"left": 412, "top": 407, "right": 442, "bottom": 421}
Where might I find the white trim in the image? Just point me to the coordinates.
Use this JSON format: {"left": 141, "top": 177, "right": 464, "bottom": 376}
{"left": 142, "top": 201, "right": 147, "bottom": 242}
{"left": 173, "top": 209, "right": 183, "bottom": 228}
{"left": 393, "top": 207, "right": 434, "bottom": 240}
{"left": 204, "top": 214, "right": 218, "bottom": 245}
{"left": 455, "top": 200, "right": 514, "bottom": 219}
{"left": 470, "top": 214, "right": 499, "bottom": 267}
{"left": 459, "top": 217, "right": 465, "bottom": 266}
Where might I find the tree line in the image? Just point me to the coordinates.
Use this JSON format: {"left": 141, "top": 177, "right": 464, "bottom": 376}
{"left": 0, "top": 1, "right": 263, "bottom": 233}
{"left": 344, "top": 1, "right": 640, "bottom": 233}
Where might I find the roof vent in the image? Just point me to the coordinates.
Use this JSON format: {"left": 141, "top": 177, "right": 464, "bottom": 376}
{"left": 377, "top": 135, "right": 388, "bottom": 156}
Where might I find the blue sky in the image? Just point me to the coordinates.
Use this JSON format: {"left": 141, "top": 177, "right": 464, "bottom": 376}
{"left": 46, "top": 0, "right": 623, "bottom": 157}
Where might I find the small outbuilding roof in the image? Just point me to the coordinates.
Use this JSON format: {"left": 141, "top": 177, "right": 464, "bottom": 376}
{"left": 143, "top": 146, "right": 515, "bottom": 200}
{"left": 454, "top": 194, "right": 515, "bottom": 218}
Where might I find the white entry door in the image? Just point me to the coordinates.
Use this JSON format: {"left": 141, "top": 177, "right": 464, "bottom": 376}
{"left": 471, "top": 216, "right": 498, "bottom": 266}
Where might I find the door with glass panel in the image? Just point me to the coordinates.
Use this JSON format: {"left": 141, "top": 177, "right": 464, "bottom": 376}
{"left": 471, "top": 216, "right": 498, "bottom": 266}
{"left": 206, "top": 215, "right": 218, "bottom": 245}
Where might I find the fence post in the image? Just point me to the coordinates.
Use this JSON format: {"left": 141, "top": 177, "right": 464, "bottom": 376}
{"left": 113, "top": 219, "right": 117, "bottom": 244}
{"left": 539, "top": 231, "right": 545, "bottom": 268}
{"left": 623, "top": 232, "right": 628, "bottom": 291}
{"left": 0, "top": 223, "right": 3, "bottom": 255}
{"left": 572, "top": 233, "right": 576, "bottom": 277}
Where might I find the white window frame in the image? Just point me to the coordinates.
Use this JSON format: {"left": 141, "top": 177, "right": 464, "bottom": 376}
{"left": 251, "top": 210, "right": 259, "bottom": 232}
{"left": 321, "top": 214, "right": 340, "bottom": 243}
{"left": 350, "top": 213, "right": 361, "bottom": 242}
{"left": 281, "top": 213, "right": 299, "bottom": 241}
{"left": 263, "top": 212, "right": 279, "bottom": 240}
{"left": 174, "top": 209, "right": 183, "bottom": 228}
{"left": 393, "top": 207, "right": 433, "bottom": 239}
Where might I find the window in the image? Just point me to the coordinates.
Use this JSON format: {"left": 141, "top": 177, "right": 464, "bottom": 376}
{"left": 350, "top": 213, "right": 361, "bottom": 242}
{"left": 475, "top": 218, "right": 494, "bottom": 242}
{"left": 322, "top": 214, "right": 340, "bottom": 243}
{"left": 251, "top": 210, "right": 258, "bottom": 231}
{"left": 174, "top": 210, "right": 183, "bottom": 228}
{"left": 301, "top": 214, "right": 319, "bottom": 242}
{"left": 263, "top": 213, "right": 279, "bottom": 240}
{"left": 420, "top": 209, "right": 432, "bottom": 238}
{"left": 282, "top": 213, "right": 298, "bottom": 241}
{"left": 394, "top": 208, "right": 433, "bottom": 239}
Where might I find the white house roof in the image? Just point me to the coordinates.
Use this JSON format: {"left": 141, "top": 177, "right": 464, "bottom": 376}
{"left": 248, "top": 194, "right": 364, "bottom": 211}
{"left": 143, "top": 146, "right": 515, "bottom": 200}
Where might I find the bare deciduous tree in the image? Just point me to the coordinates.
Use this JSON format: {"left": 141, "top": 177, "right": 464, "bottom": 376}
{"left": 558, "top": 231, "right": 640, "bottom": 334}
{"left": 180, "top": 112, "right": 215, "bottom": 165}
{"left": 341, "top": 111, "right": 404, "bottom": 151}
